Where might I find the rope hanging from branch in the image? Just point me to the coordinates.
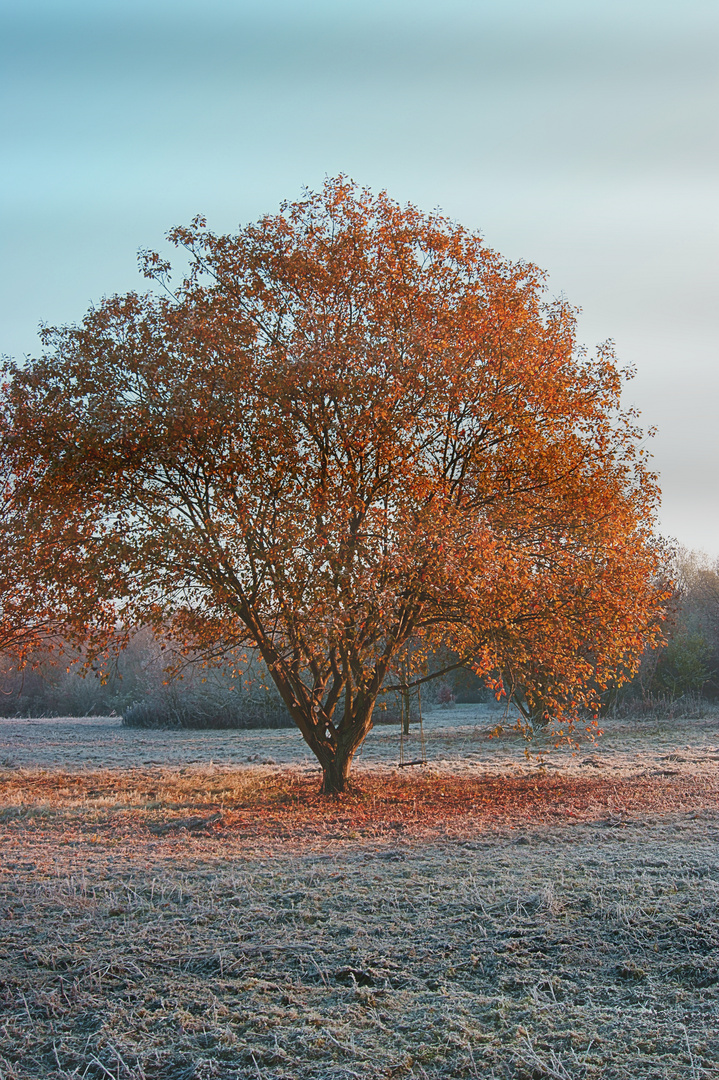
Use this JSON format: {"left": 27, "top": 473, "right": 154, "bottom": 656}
{"left": 398, "top": 681, "right": 427, "bottom": 768}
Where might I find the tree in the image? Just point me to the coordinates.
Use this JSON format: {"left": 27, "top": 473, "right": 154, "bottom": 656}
{"left": 643, "top": 548, "right": 719, "bottom": 699}
{"left": 5, "top": 178, "right": 668, "bottom": 791}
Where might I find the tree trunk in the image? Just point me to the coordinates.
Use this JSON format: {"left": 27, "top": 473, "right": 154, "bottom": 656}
{"left": 316, "top": 704, "right": 375, "bottom": 794}
{"left": 320, "top": 749, "right": 354, "bottom": 795}
{"left": 253, "top": 642, "right": 380, "bottom": 794}
{"left": 401, "top": 658, "right": 411, "bottom": 735}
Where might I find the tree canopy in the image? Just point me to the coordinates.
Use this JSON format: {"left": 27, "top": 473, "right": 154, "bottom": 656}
{"left": 4, "top": 178, "right": 668, "bottom": 790}
{"left": 0, "top": 403, "right": 118, "bottom": 666}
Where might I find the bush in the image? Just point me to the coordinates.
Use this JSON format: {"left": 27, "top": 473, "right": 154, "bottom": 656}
{"left": 436, "top": 682, "right": 456, "bottom": 706}
{"left": 122, "top": 689, "right": 292, "bottom": 729}
{"left": 0, "top": 630, "right": 294, "bottom": 726}
{"left": 121, "top": 664, "right": 293, "bottom": 729}
{"left": 0, "top": 652, "right": 129, "bottom": 717}
{"left": 609, "top": 691, "right": 714, "bottom": 721}
{"left": 653, "top": 632, "right": 712, "bottom": 697}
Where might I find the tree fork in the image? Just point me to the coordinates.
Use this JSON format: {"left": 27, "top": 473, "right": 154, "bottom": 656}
{"left": 316, "top": 700, "right": 375, "bottom": 794}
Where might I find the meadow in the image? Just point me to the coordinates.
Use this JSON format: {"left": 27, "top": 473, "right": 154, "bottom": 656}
{"left": 1, "top": 706, "right": 718, "bottom": 1079}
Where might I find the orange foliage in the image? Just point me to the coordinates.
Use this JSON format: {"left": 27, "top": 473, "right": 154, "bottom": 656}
{"left": 0, "top": 397, "right": 130, "bottom": 671}
{"left": 4, "top": 178, "right": 668, "bottom": 789}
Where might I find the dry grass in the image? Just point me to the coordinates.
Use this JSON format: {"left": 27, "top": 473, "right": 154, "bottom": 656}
{"left": 1, "top": 713, "right": 718, "bottom": 1078}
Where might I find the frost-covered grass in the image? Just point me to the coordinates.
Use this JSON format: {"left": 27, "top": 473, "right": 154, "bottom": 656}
{"left": 1, "top": 710, "right": 718, "bottom": 1078}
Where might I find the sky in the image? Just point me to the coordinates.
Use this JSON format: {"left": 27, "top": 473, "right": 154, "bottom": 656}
{"left": 2, "top": 0, "right": 718, "bottom": 555}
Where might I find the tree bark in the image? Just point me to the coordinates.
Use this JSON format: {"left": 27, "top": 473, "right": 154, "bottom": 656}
{"left": 315, "top": 700, "right": 376, "bottom": 794}
{"left": 320, "top": 749, "right": 354, "bottom": 794}
{"left": 402, "top": 685, "right": 411, "bottom": 736}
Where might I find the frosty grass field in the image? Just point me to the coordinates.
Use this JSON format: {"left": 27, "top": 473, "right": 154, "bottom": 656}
{"left": 1, "top": 703, "right": 718, "bottom": 1079}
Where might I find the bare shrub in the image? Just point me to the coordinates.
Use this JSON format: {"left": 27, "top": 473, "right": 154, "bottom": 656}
{"left": 122, "top": 685, "right": 291, "bottom": 730}
{"left": 610, "top": 690, "right": 714, "bottom": 721}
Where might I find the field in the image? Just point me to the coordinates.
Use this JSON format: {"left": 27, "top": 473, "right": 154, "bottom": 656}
{"left": 1, "top": 706, "right": 718, "bottom": 1079}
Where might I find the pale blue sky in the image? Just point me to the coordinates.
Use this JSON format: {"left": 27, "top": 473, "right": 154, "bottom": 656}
{"left": 2, "top": 0, "right": 718, "bottom": 553}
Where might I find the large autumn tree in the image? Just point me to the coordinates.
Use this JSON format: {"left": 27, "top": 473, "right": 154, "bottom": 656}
{"left": 5, "top": 178, "right": 667, "bottom": 791}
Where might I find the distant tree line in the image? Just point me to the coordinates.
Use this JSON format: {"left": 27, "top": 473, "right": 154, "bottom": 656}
{"left": 3, "top": 548, "right": 712, "bottom": 724}
{"left": 0, "top": 630, "right": 486, "bottom": 725}
{"left": 0, "top": 629, "right": 292, "bottom": 728}
{"left": 635, "top": 549, "right": 719, "bottom": 699}
{"left": 8, "top": 555, "right": 718, "bottom": 729}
